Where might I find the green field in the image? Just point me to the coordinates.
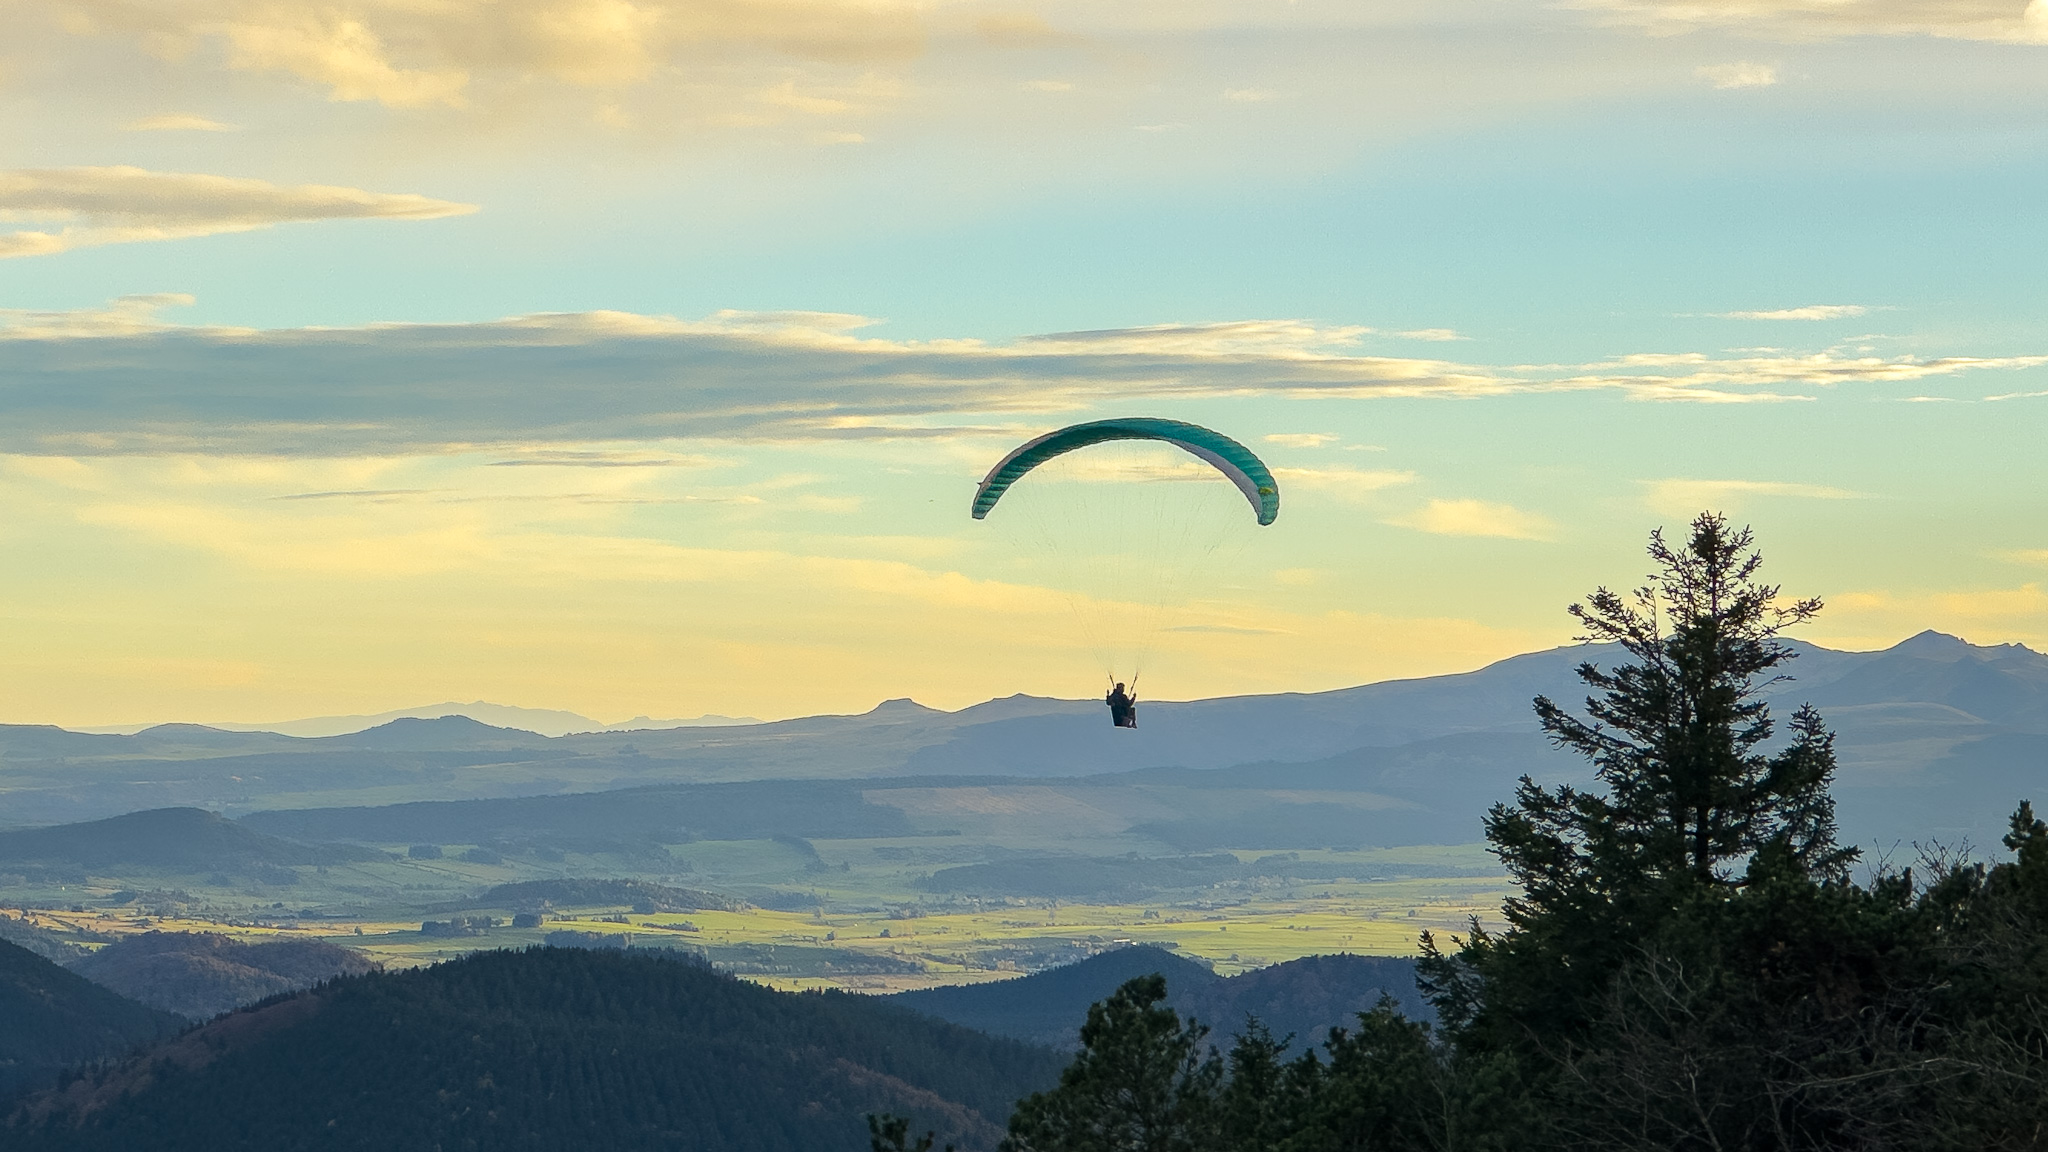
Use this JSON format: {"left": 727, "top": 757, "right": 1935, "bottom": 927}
{"left": 1, "top": 836, "right": 1510, "bottom": 991}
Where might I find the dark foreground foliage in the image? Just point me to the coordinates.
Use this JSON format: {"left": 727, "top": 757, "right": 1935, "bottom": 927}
{"left": 10, "top": 946, "right": 1064, "bottom": 1152}
{"left": 1004, "top": 515, "right": 2048, "bottom": 1152}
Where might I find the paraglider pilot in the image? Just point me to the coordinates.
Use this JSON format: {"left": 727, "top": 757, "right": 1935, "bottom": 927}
{"left": 1106, "top": 682, "right": 1137, "bottom": 729}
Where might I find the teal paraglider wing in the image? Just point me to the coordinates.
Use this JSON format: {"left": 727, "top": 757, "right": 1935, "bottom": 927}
{"left": 971, "top": 418, "right": 1280, "bottom": 526}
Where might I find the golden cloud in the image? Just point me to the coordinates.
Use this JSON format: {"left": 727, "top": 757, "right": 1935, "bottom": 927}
{"left": 0, "top": 167, "right": 476, "bottom": 258}
{"left": 41, "top": 0, "right": 927, "bottom": 108}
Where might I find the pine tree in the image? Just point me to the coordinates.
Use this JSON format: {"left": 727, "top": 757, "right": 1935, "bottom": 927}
{"left": 1428, "top": 513, "right": 1855, "bottom": 1054}
{"left": 1002, "top": 975, "right": 1221, "bottom": 1152}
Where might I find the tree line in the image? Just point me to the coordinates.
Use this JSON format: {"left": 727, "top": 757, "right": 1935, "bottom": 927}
{"left": 944, "top": 514, "right": 2048, "bottom": 1152}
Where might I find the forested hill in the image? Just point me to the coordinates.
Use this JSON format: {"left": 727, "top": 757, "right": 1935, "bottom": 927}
{"left": 893, "top": 946, "right": 1428, "bottom": 1051}
{"left": 0, "top": 940, "right": 182, "bottom": 1099}
{"left": 7, "top": 946, "right": 1066, "bottom": 1152}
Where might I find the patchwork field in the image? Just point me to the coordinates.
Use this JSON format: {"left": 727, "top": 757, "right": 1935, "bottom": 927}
{"left": 0, "top": 837, "right": 1510, "bottom": 991}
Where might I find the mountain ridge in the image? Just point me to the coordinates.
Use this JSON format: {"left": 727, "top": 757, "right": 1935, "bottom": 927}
{"left": 4, "top": 632, "right": 2045, "bottom": 847}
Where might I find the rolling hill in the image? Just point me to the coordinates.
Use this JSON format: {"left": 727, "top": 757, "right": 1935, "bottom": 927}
{"left": 67, "top": 932, "right": 377, "bottom": 1022}
{"left": 0, "top": 940, "right": 182, "bottom": 1099}
{"left": 0, "top": 809, "right": 377, "bottom": 871}
{"left": 890, "top": 945, "right": 1426, "bottom": 1052}
{"left": 8, "top": 946, "right": 1064, "bottom": 1152}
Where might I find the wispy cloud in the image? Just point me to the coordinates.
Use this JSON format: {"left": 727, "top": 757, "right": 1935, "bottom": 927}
{"left": 1019, "top": 319, "right": 1372, "bottom": 355}
{"left": 1264, "top": 433, "right": 1339, "bottom": 448}
{"left": 485, "top": 450, "right": 722, "bottom": 468}
{"left": 2, "top": 302, "right": 2043, "bottom": 455}
{"left": 1715, "top": 304, "right": 1868, "bottom": 321}
{"left": 1574, "top": 0, "right": 2048, "bottom": 44}
{"left": 1642, "top": 478, "right": 1863, "bottom": 516}
{"left": 1390, "top": 499, "right": 1554, "bottom": 541}
{"left": 1696, "top": 62, "right": 1777, "bottom": 89}
{"left": 0, "top": 167, "right": 475, "bottom": 258}
{"left": 123, "top": 114, "right": 239, "bottom": 132}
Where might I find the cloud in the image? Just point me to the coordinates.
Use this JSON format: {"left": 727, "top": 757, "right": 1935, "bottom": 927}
{"left": 1573, "top": 0, "right": 2048, "bottom": 43}
{"left": 1273, "top": 467, "right": 1418, "bottom": 499}
{"left": 1548, "top": 347, "right": 2048, "bottom": 403}
{"left": 1020, "top": 319, "right": 1372, "bottom": 355}
{"left": 2, "top": 303, "right": 2044, "bottom": 455}
{"left": 123, "top": 114, "right": 239, "bottom": 131}
{"left": 0, "top": 167, "right": 476, "bottom": 258}
{"left": 1390, "top": 499, "right": 1554, "bottom": 541}
{"left": 38, "top": 0, "right": 926, "bottom": 110}
{"left": 1716, "top": 304, "right": 1868, "bottom": 321}
{"left": 1641, "top": 478, "right": 1863, "bottom": 516}
{"left": 1696, "top": 62, "right": 1777, "bottom": 89}
{"left": 0, "top": 293, "right": 199, "bottom": 337}
{"left": 1396, "top": 328, "right": 1465, "bottom": 342}
{"left": 1263, "top": 433, "right": 1339, "bottom": 448}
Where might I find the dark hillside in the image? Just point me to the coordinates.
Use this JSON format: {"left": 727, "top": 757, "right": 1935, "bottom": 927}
{"left": 9, "top": 947, "right": 1065, "bottom": 1152}
{"left": 1176, "top": 953, "right": 1430, "bottom": 1047}
{"left": 0, "top": 808, "right": 376, "bottom": 870}
{"left": 892, "top": 946, "right": 1425, "bottom": 1051}
{"left": 892, "top": 945, "right": 1220, "bottom": 1047}
{"left": 69, "top": 933, "right": 376, "bottom": 1021}
{"left": 0, "top": 940, "right": 181, "bottom": 1099}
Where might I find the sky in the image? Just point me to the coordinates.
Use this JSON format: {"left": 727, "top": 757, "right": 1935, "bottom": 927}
{"left": 1, "top": 0, "right": 2045, "bottom": 727}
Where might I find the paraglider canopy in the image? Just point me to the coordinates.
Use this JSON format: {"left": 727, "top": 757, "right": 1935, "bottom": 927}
{"left": 971, "top": 417, "right": 1280, "bottom": 527}
{"left": 969, "top": 416, "right": 1281, "bottom": 695}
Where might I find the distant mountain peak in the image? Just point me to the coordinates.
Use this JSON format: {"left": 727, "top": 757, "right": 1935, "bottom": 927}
{"left": 376, "top": 714, "right": 504, "bottom": 730}
{"left": 133, "top": 723, "right": 234, "bottom": 737}
{"left": 867, "top": 698, "right": 943, "bottom": 716}
{"left": 1894, "top": 629, "right": 1970, "bottom": 653}
{"left": 1883, "top": 630, "right": 2047, "bottom": 664}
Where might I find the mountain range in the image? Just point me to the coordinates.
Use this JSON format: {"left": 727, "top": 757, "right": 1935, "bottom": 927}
{"left": 81, "top": 702, "right": 760, "bottom": 739}
{"left": 3, "top": 631, "right": 2045, "bottom": 849}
